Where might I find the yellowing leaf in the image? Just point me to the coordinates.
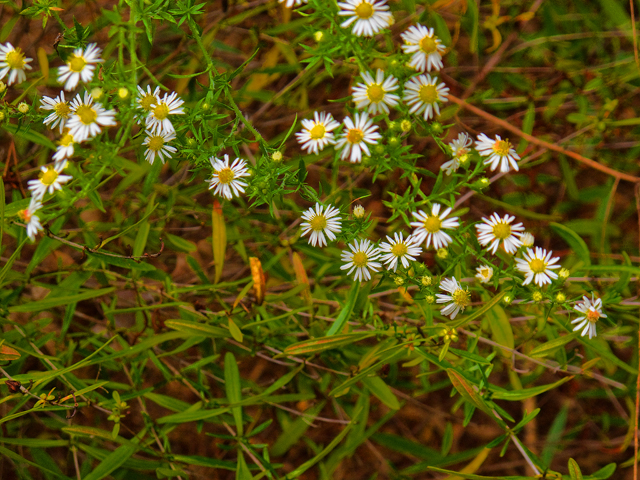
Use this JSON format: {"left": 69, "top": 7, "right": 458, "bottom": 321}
{"left": 212, "top": 200, "right": 226, "bottom": 284}
{"left": 0, "top": 344, "right": 20, "bottom": 361}
{"left": 292, "top": 252, "right": 311, "bottom": 305}
{"left": 250, "top": 257, "right": 265, "bottom": 305}
{"left": 37, "top": 47, "right": 48, "bottom": 79}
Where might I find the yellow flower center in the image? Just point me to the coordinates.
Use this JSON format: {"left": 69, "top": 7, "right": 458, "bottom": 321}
{"left": 17, "top": 208, "right": 32, "bottom": 222}
{"left": 309, "top": 215, "right": 327, "bottom": 232}
{"left": 586, "top": 310, "right": 601, "bottom": 323}
{"left": 354, "top": 2, "right": 373, "bottom": 19}
{"left": 492, "top": 139, "right": 512, "bottom": 157}
{"left": 529, "top": 258, "right": 547, "bottom": 274}
{"left": 54, "top": 102, "right": 71, "bottom": 118}
{"left": 309, "top": 124, "right": 326, "bottom": 140}
{"left": 419, "top": 85, "right": 438, "bottom": 104}
{"left": 419, "top": 36, "right": 438, "bottom": 54}
{"left": 153, "top": 103, "right": 170, "bottom": 120}
{"left": 6, "top": 49, "right": 26, "bottom": 69}
{"left": 139, "top": 93, "right": 156, "bottom": 111}
{"left": 452, "top": 288, "right": 470, "bottom": 307}
{"left": 147, "top": 135, "right": 164, "bottom": 152}
{"left": 390, "top": 243, "right": 408, "bottom": 257}
{"left": 492, "top": 222, "right": 512, "bottom": 240}
{"left": 479, "top": 267, "right": 492, "bottom": 278}
{"left": 352, "top": 251, "right": 368, "bottom": 268}
{"left": 367, "top": 84, "right": 384, "bottom": 103}
{"left": 68, "top": 54, "right": 87, "bottom": 73}
{"left": 39, "top": 166, "right": 59, "bottom": 186}
{"left": 75, "top": 105, "right": 97, "bottom": 125}
{"left": 217, "top": 167, "right": 235, "bottom": 185}
{"left": 346, "top": 128, "right": 364, "bottom": 144}
{"left": 59, "top": 132, "right": 74, "bottom": 147}
{"left": 423, "top": 215, "right": 441, "bottom": 233}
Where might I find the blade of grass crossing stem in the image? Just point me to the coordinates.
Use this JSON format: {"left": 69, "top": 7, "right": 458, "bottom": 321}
{"left": 212, "top": 200, "right": 226, "bottom": 283}
{"left": 83, "top": 443, "right": 137, "bottom": 480}
{"left": 133, "top": 193, "right": 155, "bottom": 258}
{"left": 225, "top": 352, "right": 243, "bottom": 436}
{"left": 326, "top": 282, "right": 359, "bottom": 336}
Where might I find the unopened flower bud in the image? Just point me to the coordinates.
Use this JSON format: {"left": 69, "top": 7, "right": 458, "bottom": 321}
{"left": 0, "top": 81, "right": 6, "bottom": 93}
{"left": 394, "top": 276, "right": 404, "bottom": 286}
{"left": 437, "top": 248, "right": 448, "bottom": 259}
{"left": 503, "top": 294, "right": 513, "bottom": 305}
{"left": 91, "top": 87, "right": 104, "bottom": 100}
{"left": 426, "top": 295, "right": 435, "bottom": 304}
{"left": 314, "top": 31, "right": 324, "bottom": 42}
{"left": 352, "top": 205, "right": 365, "bottom": 219}
{"left": 18, "top": 102, "right": 29, "bottom": 114}
{"left": 559, "top": 268, "right": 570, "bottom": 279}
{"left": 271, "top": 151, "right": 283, "bottom": 163}
{"left": 532, "top": 291, "right": 543, "bottom": 302}
{"left": 555, "top": 292, "right": 566, "bottom": 303}
{"left": 400, "top": 119, "right": 412, "bottom": 132}
{"left": 388, "top": 136, "right": 400, "bottom": 147}
{"left": 118, "top": 88, "right": 129, "bottom": 99}
{"left": 421, "top": 275, "right": 432, "bottom": 286}
{"left": 430, "top": 122, "right": 443, "bottom": 135}
{"left": 520, "top": 232, "right": 534, "bottom": 247}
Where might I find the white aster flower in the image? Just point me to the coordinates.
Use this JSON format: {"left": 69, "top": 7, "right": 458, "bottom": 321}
{"left": 208, "top": 154, "right": 250, "bottom": 200}
{"left": 378, "top": 232, "right": 421, "bottom": 271}
{"left": 136, "top": 85, "right": 161, "bottom": 122}
{"left": 27, "top": 161, "right": 72, "bottom": 200}
{"left": 476, "top": 213, "right": 525, "bottom": 255}
{"left": 520, "top": 232, "right": 535, "bottom": 248}
{"left": 571, "top": 293, "right": 606, "bottom": 340}
{"left": 300, "top": 203, "right": 342, "bottom": 247}
{"left": 0, "top": 42, "right": 32, "bottom": 86}
{"left": 66, "top": 92, "right": 117, "bottom": 142}
{"left": 337, "top": 0, "right": 393, "bottom": 37}
{"left": 40, "top": 91, "right": 71, "bottom": 133}
{"left": 340, "top": 239, "right": 382, "bottom": 282}
{"left": 441, "top": 132, "right": 472, "bottom": 175}
{"left": 352, "top": 69, "right": 400, "bottom": 115}
{"left": 401, "top": 24, "right": 446, "bottom": 72}
{"left": 335, "top": 112, "right": 382, "bottom": 163}
{"left": 410, "top": 203, "right": 459, "bottom": 249}
{"left": 436, "top": 277, "right": 470, "bottom": 320}
{"left": 295, "top": 112, "right": 340, "bottom": 154}
{"left": 57, "top": 43, "right": 103, "bottom": 91}
{"left": 142, "top": 129, "right": 177, "bottom": 165}
{"left": 146, "top": 91, "right": 185, "bottom": 134}
{"left": 515, "top": 247, "right": 561, "bottom": 286}
{"left": 53, "top": 129, "right": 76, "bottom": 163}
{"left": 403, "top": 74, "right": 449, "bottom": 121}
{"left": 475, "top": 265, "right": 494, "bottom": 284}
{"left": 278, "top": 0, "right": 308, "bottom": 6}
{"left": 17, "top": 198, "right": 43, "bottom": 242}
{"left": 476, "top": 133, "right": 520, "bottom": 173}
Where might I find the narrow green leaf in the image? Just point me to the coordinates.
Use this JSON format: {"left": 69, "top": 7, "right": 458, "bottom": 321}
{"left": 9, "top": 287, "right": 116, "bottom": 313}
{"left": 236, "top": 451, "right": 252, "bottom": 480}
{"left": 225, "top": 352, "right": 243, "bottom": 436}
{"left": 284, "top": 333, "right": 374, "bottom": 355}
{"left": 0, "top": 446, "right": 71, "bottom": 480}
{"left": 228, "top": 318, "right": 243, "bottom": 342}
{"left": 550, "top": 222, "right": 590, "bottom": 267}
{"left": 361, "top": 376, "right": 400, "bottom": 410}
{"left": 83, "top": 443, "right": 137, "bottom": 480}
{"left": 569, "top": 458, "right": 584, "bottom": 480}
{"left": 491, "top": 377, "right": 573, "bottom": 401}
{"left": 326, "top": 282, "right": 359, "bottom": 336}
{"left": 529, "top": 333, "right": 577, "bottom": 358}
{"left": 271, "top": 402, "right": 325, "bottom": 457}
{"left": 164, "top": 319, "right": 231, "bottom": 339}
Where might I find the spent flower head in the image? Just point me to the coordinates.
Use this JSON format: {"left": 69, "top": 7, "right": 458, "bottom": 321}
{"left": 520, "top": 231, "right": 535, "bottom": 247}
{"left": 300, "top": 203, "right": 342, "bottom": 247}
{"left": 571, "top": 293, "right": 606, "bottom": 339}
{"left": 475, "top": 265, "right": 494, "bottom": 284}
{"left": 441, "top": 133, "right": 472, "bottom": 175}
{"left": 17, "top": 198, "right": 43, "bottom": 242}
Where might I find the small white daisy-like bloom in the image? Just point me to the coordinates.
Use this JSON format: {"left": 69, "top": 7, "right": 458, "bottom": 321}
{"left": 145, "top": 91, "right": 185, "bottom": 134}
{"left": 142, "top": 129, "right": 177, "bottom": 165}
{"left": 436, "top": 277, "right": 470, "bottom": 320}
{"left": 27, "top": 161, "right": 72, "bottom": 200}
{"left": 57, "top": 43, "right": 103, "bottom": 91}
{"left": 410, "top": 203, "right": 460, "bottom": 250}
{"left": 278, "top": 0, "right": 308, "bottom": 6}
{"left": 352, "top": 69, "right": 400, "bottom": 115}
{"left": 300, "top": 203, "right": 342, "bottom": 247}
{"left": 476, "top": 213, "right": 525, "bottom": 255}
{"left": 400, "top": 24, "right": 446, "bottom": 72}
{"left": 475, "top": 265, "right": 494, "bottom": 284}
{"left": 17, "top": 198, "right": 43, "bottom": 242}
{"left": 378, "top": 232, "right": 422, "bottom": 271}
{"left": 476, "top": 133, "right": 520, "bottom": 173}
{"left": 340, "top": 239, "right": 382, "bottom": 282}
{"left": 40, "top": 91, "right": 71, "bottom": 133}
{"left": 208, "top": 154, "right": 250, "bottom": 200}
{"left": 337, "top": 0, "right": 393, "bottom": 37}
{"left": 520, "top": 232, "right": 535, "bottom": 248}
{"left": 136, "top": 85, "right": 161, "bottom": 122}
{"left": 441, "top": 132, "right": 472, "bottom": 175}
{"left": 515, "top": 247, "right": 561, "bottom": 287}
{"left": 335, "top": 112, "right": 382, "bottom": 163}
{"left": 0, "top": 42, "right": 32, "bottom": 86}
{"left": 53, "top": 129, "right": 76, "bottom": 163}
{"left": 403, "top": 74, "right": 449, "bottom": 121}
{"left": 66, "top": 92, "right": 117, "bottom": 142}
{"left": 571, "top": 293, "right": 606, "bottom": 340}
{"left": 295, "top": 112, "right": 340, "bottom": 155}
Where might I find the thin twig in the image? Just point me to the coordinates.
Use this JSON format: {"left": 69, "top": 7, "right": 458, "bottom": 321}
{"left": 633, "top": 182, "right": 640, "bottom": 480}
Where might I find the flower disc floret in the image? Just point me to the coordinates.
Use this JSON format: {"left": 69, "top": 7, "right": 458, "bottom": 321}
{"left": 352, "top": 69, "right": 400, "bottom": 115}
{"left": 0, "top": 42, "right": 33, "bottom": 86}
{"left": 335, "top": 112, "right": 382, "bottom": 163}
{"left": 295, "top": 112, "right": 340, "bottom": 154}
{"left": 403, "top": 74, "right": 449, "bottom": 121}
{"left": 57, "top": 43, "right": 103, "bottom": 91}
{"left": 436, "top": 277, "right": 469, "bottom": 319}
{"left": 410, "top": 203, "right": 459, "bottom": 249}
{"left": 340, "top": 239, "right": 382, "bottom": 281}
{"left": 208, "top": 155, "right": 250, "bottom": 200}
{"left": 476, "top": 133, "right": 520, "bottom": 173}
{"left": 337, "top": 0, "right": 393, "bottom": 37}
{"left": 475, "top": 265, "right": 494, "bottom": 284}
{"left": 300, "top": 203, "right": 342, "bottom": 247}
{"left": 515, "top": 247, "right": 561, "bottom": 286}
{"left": 571, "top": 293, "right": 606, "bottom": 339}
{"left": 476, "top": 213, "right": 524, "bottom": 254}
{"left": 401, "top": 25, "right": 446, "bottom": 72}
{"left": 378, "top": 232, "right": 422, "bottom": 271}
